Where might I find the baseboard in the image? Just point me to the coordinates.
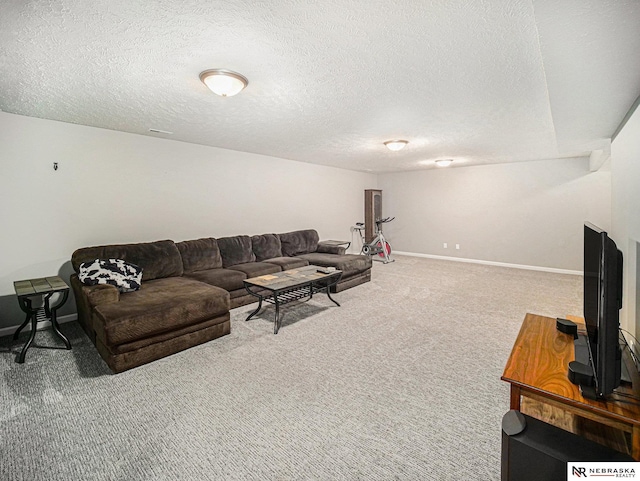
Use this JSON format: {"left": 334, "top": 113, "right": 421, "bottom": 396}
{"left": 0, "top": 313, "right": 78, "bottom": 338}
{"left": 393, "top": 251, "right": 582, "bottom": 276}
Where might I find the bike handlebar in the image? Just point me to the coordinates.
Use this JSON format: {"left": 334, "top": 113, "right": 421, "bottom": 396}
{"left": 352, "top": 217, "right": 394, "bottom": 229}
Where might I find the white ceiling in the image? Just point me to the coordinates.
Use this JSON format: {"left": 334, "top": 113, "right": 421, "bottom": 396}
{"left": 1, "top": 0, "right": 639, "bottom": 173}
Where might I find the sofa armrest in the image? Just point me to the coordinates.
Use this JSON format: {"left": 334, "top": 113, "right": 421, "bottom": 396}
{"left": 83, "top": 283, "right": 120, "bottom": 307}
{"left": 317, "top": 242, "right": 347, "bottom": 255}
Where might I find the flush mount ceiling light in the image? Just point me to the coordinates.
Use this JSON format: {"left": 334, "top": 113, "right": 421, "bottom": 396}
{"left": 435, "top": 159, "right": 453, "bottom": 167}
{"left": 384, "top": 140, "right": 408, "bottom": 151}
{"left": 199, "top": 69, "right": 248, "bottom": 97}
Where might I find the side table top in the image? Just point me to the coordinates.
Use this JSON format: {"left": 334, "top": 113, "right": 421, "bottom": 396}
{"left": 321, "top": 240, "right": 351, "bottom": 247}
{"left": 14, "top": 276, "right": 69, "bottom": 297}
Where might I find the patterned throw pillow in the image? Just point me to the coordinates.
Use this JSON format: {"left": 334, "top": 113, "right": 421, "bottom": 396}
{"left": 78, "top": 258, "right": 143, "bottom": 292}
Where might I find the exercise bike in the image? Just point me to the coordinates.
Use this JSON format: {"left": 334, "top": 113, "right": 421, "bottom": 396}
{"left": 352, "top": 217, "right": 395, "bottom": 264}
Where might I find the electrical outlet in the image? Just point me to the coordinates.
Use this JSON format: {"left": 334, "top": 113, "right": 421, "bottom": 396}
{"left": 456, "top": 244, "right": 460, "bottom": 250}
{"left": 443, "top": 243, "right": 448, "bottom": 248}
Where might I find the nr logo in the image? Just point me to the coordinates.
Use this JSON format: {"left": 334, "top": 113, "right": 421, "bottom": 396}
{"left": 572, "top": 466, "right": 587, "bottom": 477}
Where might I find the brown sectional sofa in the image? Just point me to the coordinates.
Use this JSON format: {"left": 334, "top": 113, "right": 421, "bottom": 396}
{"left": 70, "top": 229, "right": 371, "bottom": 373}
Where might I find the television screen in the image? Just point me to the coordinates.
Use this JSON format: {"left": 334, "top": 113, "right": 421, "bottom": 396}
{"left": 583, "top": 224, "right": 600, "bottom": 347}
{"left": 582, "top": 223, "right": 623, "bottom": 398}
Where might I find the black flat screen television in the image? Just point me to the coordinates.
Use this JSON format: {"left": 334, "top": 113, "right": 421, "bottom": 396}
{"left": 581, "top": 222, "right": 623, "bottom": 398}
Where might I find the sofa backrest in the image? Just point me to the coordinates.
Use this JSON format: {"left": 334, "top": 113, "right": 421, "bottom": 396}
{"left": 217, "top": 235, "right": 256, "bottom": 267}
{"left": 71, "top": 240, "right": 183, "bottom": 281}
{"left": 278, "top": 229, "right": 319, "bottom": 256}
{"left": 176, "top": 238, "right": 223, "bottom": 273}
{"left": 251, "top": 234, "right": 283, "bottom": 261}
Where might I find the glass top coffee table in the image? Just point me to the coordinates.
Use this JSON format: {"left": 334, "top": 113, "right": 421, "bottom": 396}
{"left": 243, "top": 265, "right": 342, "bottom": 334}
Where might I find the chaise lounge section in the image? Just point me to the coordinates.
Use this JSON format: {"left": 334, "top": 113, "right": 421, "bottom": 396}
{"left": 70, "top": 240, "right": 230, "bottom": 373}
{"left": 70, "top": 229, "right": 372, "bottom": 372}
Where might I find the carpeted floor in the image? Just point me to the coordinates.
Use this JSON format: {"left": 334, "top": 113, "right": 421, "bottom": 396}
{"left": 0, "top": 255, "right": 582, "bottom": 480}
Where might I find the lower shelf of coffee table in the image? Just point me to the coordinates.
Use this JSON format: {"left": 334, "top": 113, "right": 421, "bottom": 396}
{"left": 261, "top": 283, "right": 330, "bottom": 305}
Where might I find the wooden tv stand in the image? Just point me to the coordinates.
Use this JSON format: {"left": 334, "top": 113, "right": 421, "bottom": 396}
{"left": 502, "top": 313, "right": 640, "bottom": 460}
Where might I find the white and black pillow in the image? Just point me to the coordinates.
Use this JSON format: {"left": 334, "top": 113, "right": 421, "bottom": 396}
{"left": 78, "top": 258, "right": 143, "bottom": 292}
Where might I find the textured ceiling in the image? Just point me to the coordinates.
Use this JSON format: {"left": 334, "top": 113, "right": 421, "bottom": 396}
{"left": 1, "top": 0, "right": 639, "bottom": 173}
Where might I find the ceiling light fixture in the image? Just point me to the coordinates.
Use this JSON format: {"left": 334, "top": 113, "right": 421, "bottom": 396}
{"left": 435, "top": 159, "right": 453, "bottom": 167}
{"left": 384, "top": 140, "right": 408, "bottom": 151}
{"left": 199, "top": 69, "right": 248, "bottom": 97}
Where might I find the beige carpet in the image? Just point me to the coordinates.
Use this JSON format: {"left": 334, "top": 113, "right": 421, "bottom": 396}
{"left": 0, "top": 255, "right": 582, "bottom": 480}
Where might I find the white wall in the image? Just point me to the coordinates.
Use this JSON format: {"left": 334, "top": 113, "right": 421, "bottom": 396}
{"left": 0, "top": 112, "right": 377, "bottom": 329}
{"left": 611, "top": 103, "right": 640, "bottom": 336}
{"left": 378, "top": 157, "right": 611, "bottom": 271}
{"left": 2, "top": 110, "right": 628, "bottom": 333}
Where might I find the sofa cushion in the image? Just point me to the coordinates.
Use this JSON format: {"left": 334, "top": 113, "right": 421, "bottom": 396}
{"left": 296, "top": 253, "right": 372, "bottom": 278}
{"left": 83, "top": 283, "right": 120, "bottom": 308}
{"left": 184, "top": 268, "right": 247, "bottom": 292}
{"left": 72, "top": 240, "right": 183, "bottom": 281}
{"left": 217, "top": 235, "right": 256, "bottom": 268}
{"left": 251, "top": 234, "right": 283, "bottom": 261}
{"left": 227, "top": 262, "right": 281, "bottom": 278}
{"left": 317, "top": 243, "right": 347, "bottom": 255}
{"left": 263, "top": 257, "right": 309, "bottom": 270}
{"left": 94, "top": 277, "right": 229, "bottom": 346}
{"left": 176, "top": 238, "right": 223, "bottom": 272}
{"left": 278, "top": 229, "right": 319, "bottom": 256}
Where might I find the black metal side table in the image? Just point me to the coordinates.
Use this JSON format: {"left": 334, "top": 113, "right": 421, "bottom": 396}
{"left": 13, "top": 276, "right": 71, "bottom": 363}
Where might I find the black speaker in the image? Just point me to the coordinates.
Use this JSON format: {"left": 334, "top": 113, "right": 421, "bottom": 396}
{"left": 501, "top": 410, "right": 632, "bottom": 481}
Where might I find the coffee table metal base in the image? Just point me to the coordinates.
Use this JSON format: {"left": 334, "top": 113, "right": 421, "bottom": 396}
{"left": 244, "top": 272, "right": 341, "bottom": 334}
